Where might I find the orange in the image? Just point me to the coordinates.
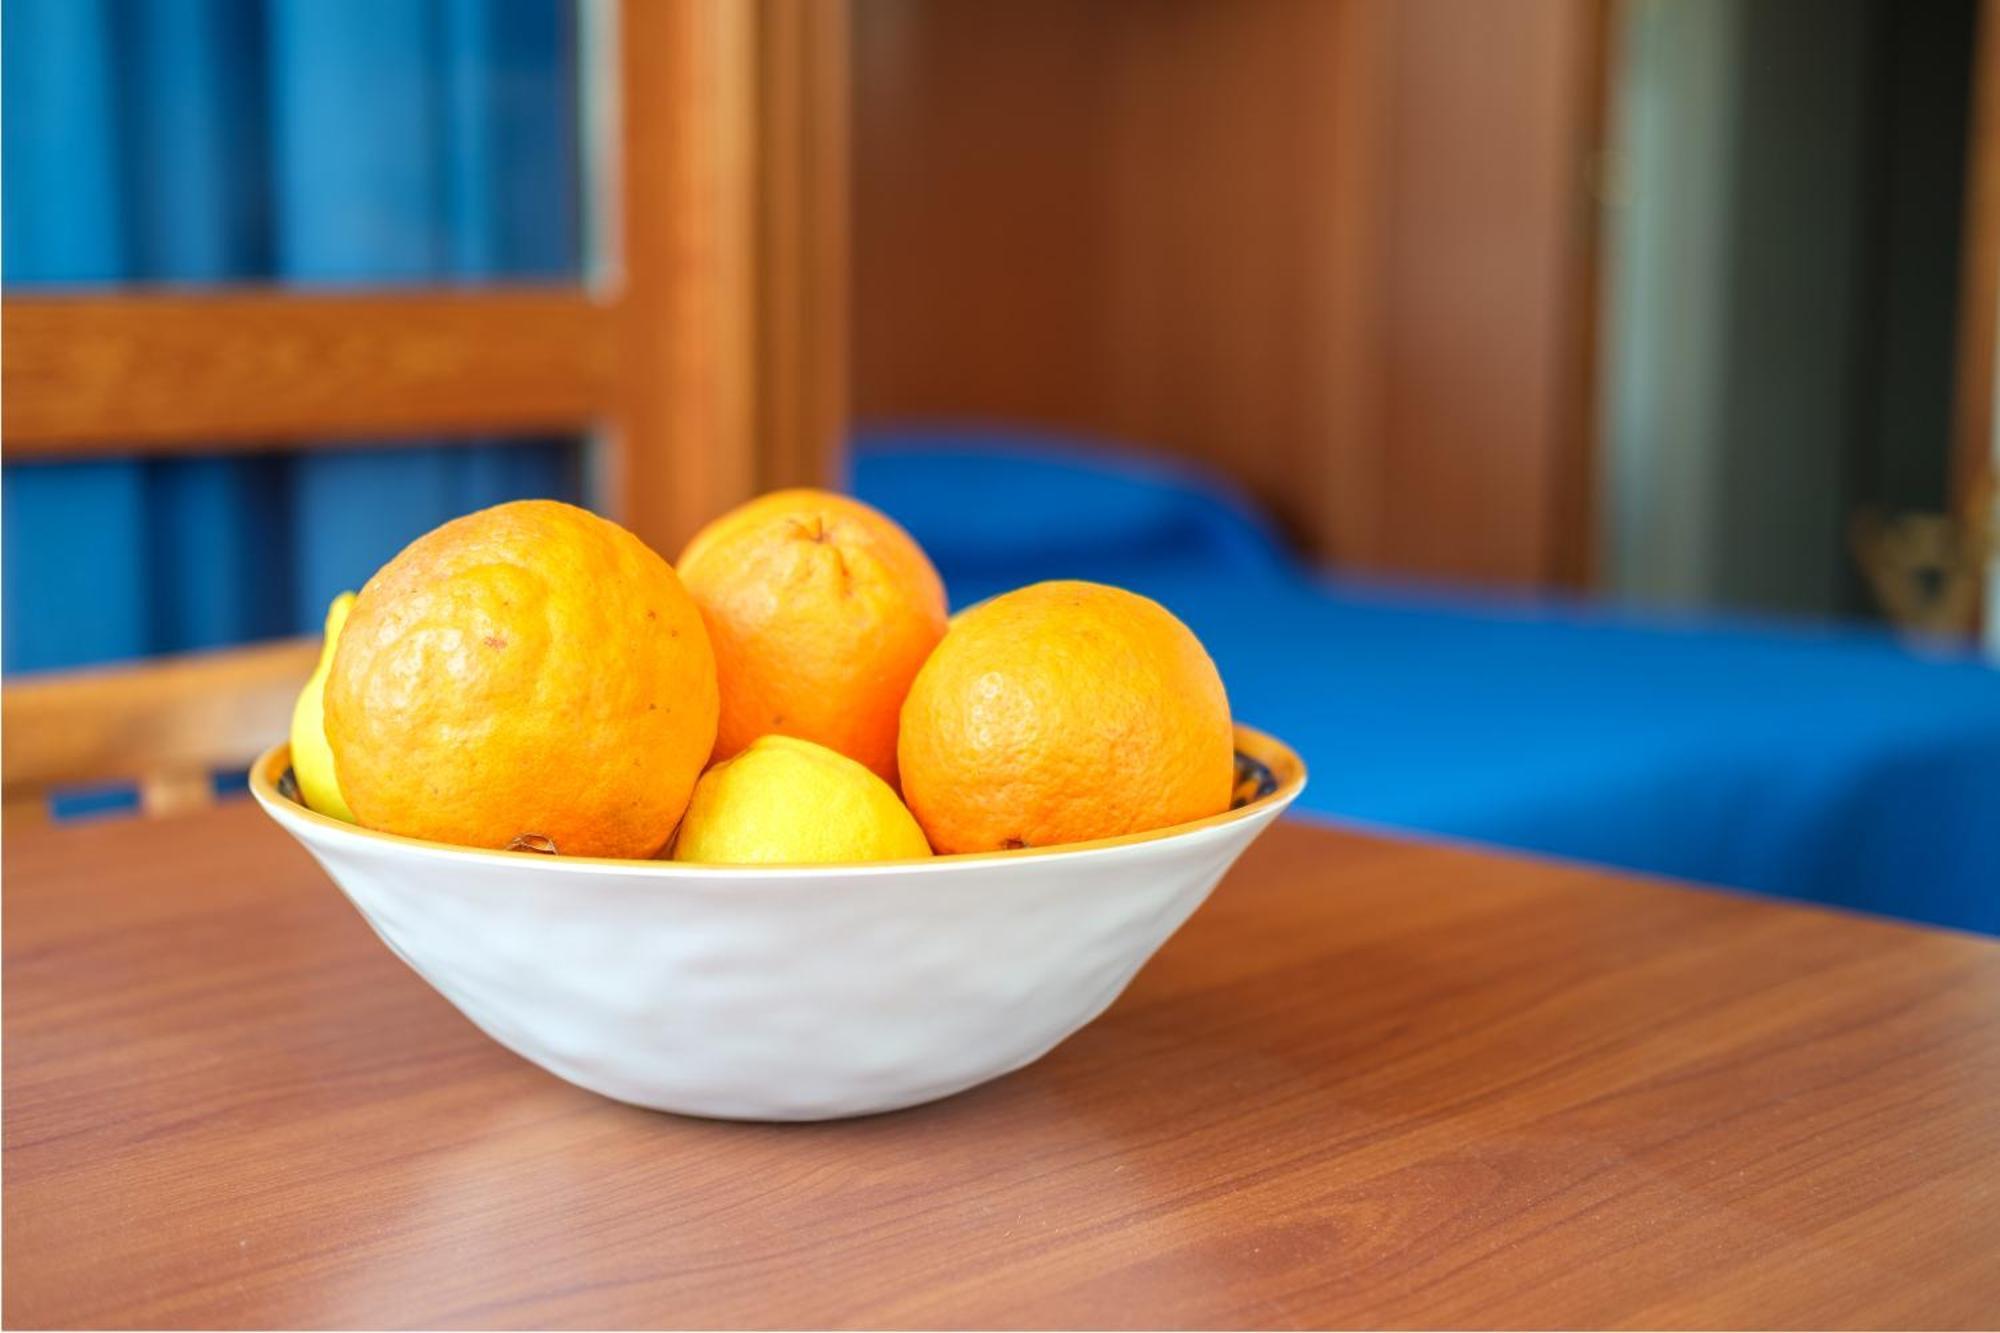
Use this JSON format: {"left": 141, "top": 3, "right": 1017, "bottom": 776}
{"left": 324, "top": 499, "right": 718, "bottom": 858}
{"left": 677, "top": 489, "right": 947, "bottom": 784}
{"left": 897, "top": 580, "right": 1234, "bottom": 853}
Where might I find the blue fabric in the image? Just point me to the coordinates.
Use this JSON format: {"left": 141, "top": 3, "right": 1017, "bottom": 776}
{"left": 852, "top": 431, "right": 2000, "bottom": 936}
{"left": 2, "top": 0, "right": 583, "bottom": 675}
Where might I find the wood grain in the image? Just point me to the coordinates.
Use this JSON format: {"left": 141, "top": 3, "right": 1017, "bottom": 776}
{"left": 851, "top": 0, "right": 1606, "bottom": 587}
{"left": 608, "top": 0, "right": 846, "bottom": 560}
{"left": 753, "top": 0, "right": 851, "bottom": 498}
{"left": 1, "top": 638, "right": 317, "bottom": 814}
{"left": 6, "top": 808, "right": 1997, "bottom": 1329}
{"left": 1368, "top": 0, "right": 1604, "bottom": 586}
{"left": 2, "top": 288, "right": 616, "bottom": 454}
{"left": 608, "top": 0, "right": 757, "bottom": 556}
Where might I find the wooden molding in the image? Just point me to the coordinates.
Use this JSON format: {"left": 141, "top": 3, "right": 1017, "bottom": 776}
{"left": 3, "top": 288, "right": 617, "bottom": 455}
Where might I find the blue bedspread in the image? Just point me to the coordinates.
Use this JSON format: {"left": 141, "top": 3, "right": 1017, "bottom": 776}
{"left": 851, "top": 431, "right": 2000, "bottom": 935}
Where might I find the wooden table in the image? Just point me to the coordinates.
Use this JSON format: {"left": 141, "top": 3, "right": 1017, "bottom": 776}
{"left": 6, "top": 803, "right": 1998, "bottom": 1329}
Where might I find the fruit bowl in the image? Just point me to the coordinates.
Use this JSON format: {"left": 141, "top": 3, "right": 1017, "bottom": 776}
{"left": 249, "top": 726, "right": 1305, "bottom": 1121}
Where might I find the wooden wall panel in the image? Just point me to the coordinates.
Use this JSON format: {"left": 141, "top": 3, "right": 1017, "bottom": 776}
{"left": 1370, "top": 0, "right": 1604, "bottom": 584}
{"left": 852, "top": 0, "right": 1117, "bottom": 429}
{"left": 852, "top": 0, "right": 1606, "bottom": 587}
{"left": 1095, "top": 0, "right": 1356, "bottom": 562}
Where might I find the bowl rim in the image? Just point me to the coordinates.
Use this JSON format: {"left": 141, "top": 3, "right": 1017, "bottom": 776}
{"left": 249, "top": 725, "right": 1307, "bottom": 879}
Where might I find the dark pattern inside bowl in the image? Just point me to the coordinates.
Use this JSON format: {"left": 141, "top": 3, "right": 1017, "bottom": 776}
{"left": 1231, "top": 751, "right": 1278, "bottom": 809}
{"left": 279, "top": 750, "right": 1283, "bottom": 848}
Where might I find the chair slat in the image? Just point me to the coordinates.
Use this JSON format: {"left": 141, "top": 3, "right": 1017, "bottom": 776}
{"left": 3, "top": 638, "right": 319, "bottom": 816}
{"left": 139, "top": 770, "right": 219, "bottom": 819}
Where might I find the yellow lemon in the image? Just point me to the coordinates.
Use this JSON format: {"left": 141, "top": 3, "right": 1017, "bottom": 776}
{"left": 290, "top": 591, "right": 357, "bottom": 822}
{"left": 673, "top": 734, "right": 932, "bottom": 865}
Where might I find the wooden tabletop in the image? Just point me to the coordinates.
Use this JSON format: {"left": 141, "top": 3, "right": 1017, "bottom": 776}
{"left": 6, "top": 803, "right": 1998, "bottom": 1330}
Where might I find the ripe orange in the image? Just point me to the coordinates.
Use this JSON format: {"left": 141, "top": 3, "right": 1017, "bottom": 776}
{"left": 677, "top": 489, "right": 947, "bottom": 784}
{"left": 324, "top": 500, "right": 718, "bottom": 858}
{"left": 898, "top": 580, "right": 1234, "bottom": 853}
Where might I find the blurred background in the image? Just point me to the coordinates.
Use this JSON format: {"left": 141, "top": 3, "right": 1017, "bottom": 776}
{"left": 5, "top": 0, "right": 1998, "bottom": 932}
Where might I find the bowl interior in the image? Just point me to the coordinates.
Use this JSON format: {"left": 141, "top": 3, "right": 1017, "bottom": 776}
{"left": 250, "top": 724, "right": 1306, "bottom": 873}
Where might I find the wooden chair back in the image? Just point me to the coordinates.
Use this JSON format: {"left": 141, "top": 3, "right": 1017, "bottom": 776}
{"left": 1, "top": 0, "right": 846, "bottom": 824}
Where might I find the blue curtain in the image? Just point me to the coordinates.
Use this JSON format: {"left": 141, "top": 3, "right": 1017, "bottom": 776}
{"left": 2, "top": 0, "right": 585, "bottom": 674}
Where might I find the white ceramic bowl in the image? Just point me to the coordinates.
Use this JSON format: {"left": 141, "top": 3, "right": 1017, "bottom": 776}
{"left": 250, "top": 727, "right": 1305, "bottom": 1121}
